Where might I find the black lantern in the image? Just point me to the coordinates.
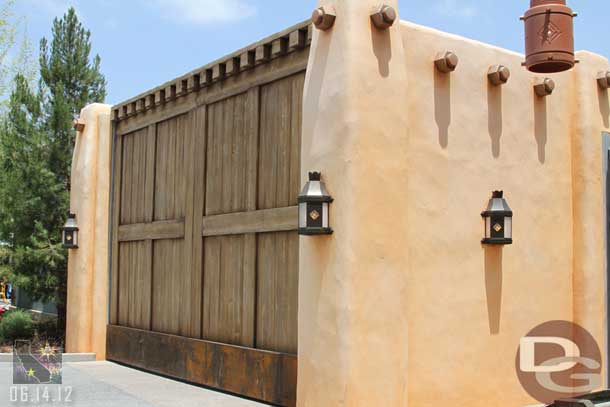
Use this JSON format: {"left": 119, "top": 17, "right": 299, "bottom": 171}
{"left": 298, "top": 172, "right": 333, "bottom": 236}
{"left": 481, "top": 191, "right": 512, "bottom": 245}
{"left": 62, "top": 213, "right": 79, "bottom": 249}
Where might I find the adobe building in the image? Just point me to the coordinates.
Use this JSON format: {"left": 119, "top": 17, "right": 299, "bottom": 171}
{"left": 63, "top": 0, "right": 610, "bottom": 406}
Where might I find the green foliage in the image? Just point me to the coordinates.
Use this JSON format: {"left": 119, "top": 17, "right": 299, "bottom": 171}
{"left": 34, "top": 318, "right": 63, "bottom": 342}
{"left": 0, "top": 7, "right": 106, "bottom": 329}
{"left": 0, "top": 309, "right": 34, "bottom": 342}
{"left": 0, "top": 0, "right": 36, "bottom": 108}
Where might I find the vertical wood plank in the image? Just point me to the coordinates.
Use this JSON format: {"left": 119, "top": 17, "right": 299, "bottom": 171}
{"left": 290, "top": 74, "right": 304, "bottom": 202}
{"left": 180, "top": 111, "right": 196, "bottom": 337}
{"left": 110, "top": 133, "right": 123, "bottom": 325}
{"left": 151, "top": 114, "right": 189, "bottom": 336}
{"left": 117, "top": 242, "right": 129, "bottom": 325}
{"left": 244, "top": 86, "right": 260, "bottom": 347}
{"left": 119, "top": 134, "right": 131, "bottom": 224}
{"left": 202, "top": 91, "right": 258, "bottom": 347}
{"left": 144, "top": 125, "right": 157, "bottom": 223}
{"left": 255, "top": 73, "right": 304, "bottom": 353}
{"left": 203, "top": 235, "right": 254, "bottom": 346}
{"left": 256, "top": 231, "right": 299, "bottom": 353}
{"left": 190, "top": 105, "right": 207, "bottom": 338}
{"left": 143, "top": 124, "right": 156, "bottom": 331}
{"left": 155, "top": 115, "right": 188, "bottom": 221}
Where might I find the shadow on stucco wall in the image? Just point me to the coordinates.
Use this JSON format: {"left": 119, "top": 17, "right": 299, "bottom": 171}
{"left": 302, "top": 30, "right": 331, "bottom": 157}
{"left": 599, "top": 88, "right": 609, "bottom": 129}
{"left": 434, "top": 70, "right": 451, "bottom": 149}
{"left": 370, "top": 22, "right": 391, "bottom": 78}
{"left": 484, "top": 246, "right": 503, "bottom": 335}
{"left": 487, "top": 84, "right": 503, "bottom": 158}
{"left": 534, "top": 94, "right": 548, "bottom": 164}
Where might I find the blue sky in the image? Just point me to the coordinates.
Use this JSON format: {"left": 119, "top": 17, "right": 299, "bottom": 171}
{"left": 14, "top": 0, "right": 609, "bottom": 105}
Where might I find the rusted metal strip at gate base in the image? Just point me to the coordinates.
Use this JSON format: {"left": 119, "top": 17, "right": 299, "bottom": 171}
{"left": 106, "top": 325, "right": 297, "bottom": 407}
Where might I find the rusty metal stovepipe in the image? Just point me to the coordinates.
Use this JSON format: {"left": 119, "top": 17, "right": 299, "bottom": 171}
{"left": 522, "top": 0, "right": 576, "bottom": 73}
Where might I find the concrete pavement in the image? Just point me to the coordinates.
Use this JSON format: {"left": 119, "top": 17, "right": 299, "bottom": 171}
{"left": 0, "top": 360, "right": 268, "bottom": 406}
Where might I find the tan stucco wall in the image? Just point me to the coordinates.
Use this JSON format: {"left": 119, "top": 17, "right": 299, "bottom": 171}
{"left": 401, "top": 23, "right": 607, "bottom": 407}
{"left": 299, "top": 0, "right": 410, "bottom": 405}
{"left": 65, "top": 103, "right": 112, "bottom": 360}
{"left": 299, "top": 1, "right": 610, "bottom": 406}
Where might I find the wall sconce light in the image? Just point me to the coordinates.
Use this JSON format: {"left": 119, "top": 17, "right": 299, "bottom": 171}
{"left": 522, "top": 0, "right": 576, "bottom": 73}
{"left": 62, "top": 213, "right": 79, "bottom": 249}
{"left": 481, "top": 191, "right": 513, "bottom": 245}
{"left": 298, "top": 172, "right": 333, "bottom": 236}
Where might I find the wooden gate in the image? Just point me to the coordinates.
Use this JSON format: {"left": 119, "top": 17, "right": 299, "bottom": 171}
{"left": 107, "top": 21, "right": 311, "bottom": 406}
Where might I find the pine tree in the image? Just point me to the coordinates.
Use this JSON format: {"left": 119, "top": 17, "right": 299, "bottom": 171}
{"left": 0, "top": 7, "right": 106, "bottom": 334}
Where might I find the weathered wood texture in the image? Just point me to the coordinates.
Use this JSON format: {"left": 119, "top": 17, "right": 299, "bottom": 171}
{"left": 202, "top": 206, "right": 298, "bottom": 236}
{"left": 108, "top": 43, "right": 306, "bottom": 405}
{"left": 107, "top": 325, "right": 297, "bottom": 407}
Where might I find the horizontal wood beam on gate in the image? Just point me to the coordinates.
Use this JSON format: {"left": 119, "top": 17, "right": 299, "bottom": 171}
{"left": 106, "top": 324, "right": 297, "bottom": 406}
{"left": 202, "top": 206, "right": 298, "bottom": 237}
{"left": 118, "top": 220, "right": 185, "bottom": 242}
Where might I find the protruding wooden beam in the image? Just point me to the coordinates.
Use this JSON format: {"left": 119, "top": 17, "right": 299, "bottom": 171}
{"left": 187, "top": 74, "right": 201, "bottom": 92}
{"left": 240, "top": 50, "right": 255, "bottom": 70}
{"left": 289, "top": 29, "right": 307, "bottom": 50}
{"left": 203, "top": 69, "right": 214, "bottom": 87}
{"left": 126, "top": 102, "right": 136, "bottom": 116}
{"left": 212, "top": 63, "right": 226, "bottom": 81}
{"left": 225, "top": 57, "right": 240, "bottom": 76}
{"left": 73, "top": 118, "right": 86, "bottom": 132}
{"left": 164, "top": 84, "right": 177, "bottom": 102}
{"left": 255, "top": 44, "right": 271, "bottom": 64}
{"left": 136, "top": 98, "right": 146, "bottom": 113}
{"left": 155, "top": 89, "right": 165, "bottom": 105}
{"left": 145, "top": 94, "right": 156, "bottom": 109}
{"left": 272, "top": 37, "right": 288, "bottom": 57}
{"left": 178, "top": 79, "right": 188, "bottom": 96}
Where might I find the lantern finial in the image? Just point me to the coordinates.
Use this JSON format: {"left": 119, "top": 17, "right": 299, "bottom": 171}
{"left": 308, "top": 172, "right": 321, "bottom": 181}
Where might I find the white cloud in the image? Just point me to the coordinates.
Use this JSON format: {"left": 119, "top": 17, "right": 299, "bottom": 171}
{"left": 151, "top": 0, "right": 257, "bottom": 25}
{"left": 433, "top": 0, "right": 478, "bottom": 19}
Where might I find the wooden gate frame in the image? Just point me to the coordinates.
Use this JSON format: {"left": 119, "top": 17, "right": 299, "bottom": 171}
{"left": 107, "top": 21, "right": 312, "bottom": 407}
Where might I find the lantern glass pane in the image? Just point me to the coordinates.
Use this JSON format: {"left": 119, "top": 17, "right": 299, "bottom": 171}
{"left": 322, "top": 202, "right": 329, "bottom": 228}
{"left": 73, "top": 231, "right": 78, "bottom": 247}
{"left": 504, "top": 217, "right": 512, "bottom": 239}
{"left": 299, "top": 203, "right": 307, "bottom": 228}
{"left": 485, "top": 217, "right": 491, "bottom": 239}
